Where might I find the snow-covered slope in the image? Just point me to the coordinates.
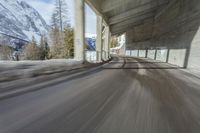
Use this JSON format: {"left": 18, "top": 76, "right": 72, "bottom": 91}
{"left": 0, "top": 0, "right": 48, "bottom": 43}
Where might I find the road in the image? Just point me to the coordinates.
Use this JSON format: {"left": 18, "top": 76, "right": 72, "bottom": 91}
{"left": 1, "top": 56, "right": 200, "bottom": 133}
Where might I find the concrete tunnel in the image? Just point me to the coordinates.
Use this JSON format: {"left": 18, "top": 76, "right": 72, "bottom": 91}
{"left": 74, "top": 0, "right": 200, "bottom": 71}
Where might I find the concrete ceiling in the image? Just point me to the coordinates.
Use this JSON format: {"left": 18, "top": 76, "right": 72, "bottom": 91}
{"left": 86, "top": 0, "right": 170, "bottom": 35}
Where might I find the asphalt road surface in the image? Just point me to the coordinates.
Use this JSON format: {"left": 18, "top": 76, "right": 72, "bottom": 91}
{"left": 1, "top": 56, "right": 200, "bottom": 133}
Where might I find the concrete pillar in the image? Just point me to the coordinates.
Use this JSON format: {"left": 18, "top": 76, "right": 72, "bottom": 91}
{"left": 102, "top": 26, "right": 106, "bottom": 61}
{"left": 145, "top": 49, "right": 148, "bottom": 58}
{"left": 74, "top": 0, "right": 85, "bottom": 61}
{"left": 154, "top": 49, "right": 157, "bottom": 60}
{"left": 108, "top": 32, "right": 111, "bottom": 58}
{"left": 166, "top": 49, "right": 170, "bottom": 63}
{"left": 104, "top": 26, "right": 110, "bottom": 60}
{"left": 96, "top": 16, "right": 103, "bottom": 62}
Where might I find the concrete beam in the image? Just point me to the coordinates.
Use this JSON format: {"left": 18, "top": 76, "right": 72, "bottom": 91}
{"left": 85, "top": 0, "right": 109, "bottom": 26}
{"left": 74, "top": 0, "right": 85, "bottom": 61}
{"left": 111, "top": 21, "right": 143, "bottom": 35}
{"left": 85, "top": 0, "right": 101, "bottom": 15}
{"left": 102, "top": 0, "right": 154, "bottom": 13}
{"left": 109, "top": 0, "right": 168, "bottom": 25}
{"left": 111, "top": 12, "right": 154, "bottom": 29}
{"left": 155, "top": 0, "right": 177, "bottom": 19}
{"left": 111, "top": 12, "right": 154, "bottom": 34}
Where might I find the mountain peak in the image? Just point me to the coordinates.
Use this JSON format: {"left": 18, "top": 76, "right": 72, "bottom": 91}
{"left": 19, "top": 1, "right": 32, "bottom": 9}
{"left": 0, "top": 0, "right": 49, "bottom": 45}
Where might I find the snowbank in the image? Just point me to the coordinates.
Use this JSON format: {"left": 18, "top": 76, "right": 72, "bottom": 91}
{"left": 0, "top": 59, "right": 82, "bottom": 82}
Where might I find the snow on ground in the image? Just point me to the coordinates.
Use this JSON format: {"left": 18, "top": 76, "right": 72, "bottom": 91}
{"left": 85, "top": 33, "right": 96, "bottom": 39}
{"left": 0, "top": 59, "right": 81, "bottom": 66}
{"left": 0, "top": 59, "right": 82, "bottom": 82}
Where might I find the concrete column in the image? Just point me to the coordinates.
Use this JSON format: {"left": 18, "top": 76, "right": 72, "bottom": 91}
{"left": 145, "top": 49, "right": 148, "bottom": 58}
{"left": 154, "top": 49, "right": 157, "bottom": 60}
{"left": 108, "top": 32, "right": 111, "bottom": 58}
{"left": 96, "top": 16, "right": 103, "bottom": 62}
{"left": 104, "top": 26, "right": 110, "bottom": 60}
{"left": 166, "top": 49, "right": 170, "bottom": 63}
{"left": 74, "top": 0, "right": 85, "bottom": 61}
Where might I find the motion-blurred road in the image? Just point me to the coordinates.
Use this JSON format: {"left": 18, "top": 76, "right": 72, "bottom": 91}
{"left": 1, "top": 57, "right": 200, "bottom": 133}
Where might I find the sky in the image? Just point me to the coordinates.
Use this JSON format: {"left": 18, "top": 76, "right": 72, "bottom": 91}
{"left": 27, "top": 0, "right": 96, "bottom": 34}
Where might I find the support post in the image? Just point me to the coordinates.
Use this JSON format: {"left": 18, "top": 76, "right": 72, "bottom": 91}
{"left": 145, "top": 49, "right": 148, "bottom": 58}
{"left": 154, "top": 49, "right": 157, "bottom": 60}
{"left": 74, "top": 0, "right": 85, "bottom": 61}
{"left": 166, "top": 49, "right": 170, "bottom": 63}
{"left": 96, "top": 16, "right": 103, "bottom": 62}
{"left": 108, "top": 32, "right": 111, "bottom": 59}
{"left": 104, "top": 26, "right": 110, "bottom": 60}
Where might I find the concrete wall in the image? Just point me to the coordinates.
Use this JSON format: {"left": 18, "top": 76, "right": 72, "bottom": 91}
{"left": 126, "top": 0, "right": 200, "bottom": 70}
{"left": 147, "top": 50, "right": 156, "bottom": 59}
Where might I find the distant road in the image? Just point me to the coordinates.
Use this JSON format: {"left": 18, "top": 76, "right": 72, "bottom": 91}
{"left": 1, "top": 56, "right": 200, "bottom": 133}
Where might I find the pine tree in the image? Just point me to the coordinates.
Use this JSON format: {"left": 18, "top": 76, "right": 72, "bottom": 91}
{"left": 31, "top": 36, "right": 37, "bottom": 45}
{"left": 53, "top": 0, "right": 70, "bottom": 31}
{"left": 64, "top": 27, "right": 74, "bottom": 58}
{"left": 39, "top": 35, "right": 49, "bottom": 60}
{"left": 51, "top": 13, "right": 59, "bottom": 29}
{"left": 44, "top": 37, "right": 50, "bottom": 59}
{"left": 0, "top": 44, "right": 12, "bottom": 60}
{"left": 24, "top": 36, "right": 41, "bottom": 60}
{"left": 49, "top": 0, "right": 72, "bottom": 59}
{"left": 49, "top": 27, "right": 66, "bottom": 59}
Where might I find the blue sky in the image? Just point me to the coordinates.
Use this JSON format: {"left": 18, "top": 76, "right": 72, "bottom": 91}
{"left": 27, "top": 0, "right": 96, "bottom": 34}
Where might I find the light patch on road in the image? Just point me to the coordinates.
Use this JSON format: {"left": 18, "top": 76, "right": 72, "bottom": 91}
{"left": 137, "top": 62, "right": 147, "bottom": 76}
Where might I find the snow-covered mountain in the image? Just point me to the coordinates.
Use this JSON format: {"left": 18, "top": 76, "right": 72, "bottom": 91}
{"left": 0, "top": 0, "right": 49, "bottom": 45}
